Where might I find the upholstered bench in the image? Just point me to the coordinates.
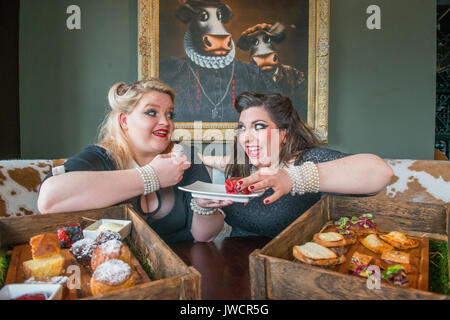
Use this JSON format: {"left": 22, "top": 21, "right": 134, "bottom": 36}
{"left": 0, "top": 159, "right": 65, "bottom": 218}
{"left": 0, "top": 159, "right": 448, "bottom": 219}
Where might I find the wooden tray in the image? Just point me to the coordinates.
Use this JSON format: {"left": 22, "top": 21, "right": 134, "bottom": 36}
{"left": 0, "top": 204, "right": 201, "bottom": 300}
{"left": 5, "top": 243, "right": 151, "bottom": 299}
{"left": 250, "top": 195, "right": 449, "bottom": 300}
{"left": 321, "top": 223, "right": 429, "bottom": 291}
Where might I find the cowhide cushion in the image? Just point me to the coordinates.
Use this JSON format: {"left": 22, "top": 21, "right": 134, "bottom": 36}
{"left": 376, "top": 159, "right": 450, "bottom": 205}
{"left": 0, "top": 159, "right": 65, "bottom": 218}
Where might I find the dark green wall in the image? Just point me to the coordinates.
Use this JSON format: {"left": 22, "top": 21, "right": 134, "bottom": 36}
{"left": 328, "top": 0, "right": 436, "bottom": 159}
{"left": 20, "top": 0, "right": 137, "bottom": 158}
{"left": 19, "top": 0, "right": 436, "bottom": 159}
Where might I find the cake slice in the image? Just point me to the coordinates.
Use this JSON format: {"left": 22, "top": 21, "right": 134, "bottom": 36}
{"left": 23, "top": 253, "right": 65, "bottom": 279}
{"left": 30, "top": 233, "right": 60, "bottom": 259}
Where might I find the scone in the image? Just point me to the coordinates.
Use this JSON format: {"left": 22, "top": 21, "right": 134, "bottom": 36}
{"left": 90, "top": 259, "right": 136, "bottom": 296}
{"left": 379, "top": 232, "right": 419, "bottom": 250}
{"left": 90, "top": 239, "right": 131, "bottom": 272}
{"left": 360, "top": 234, "right": 393, "bottom": 254}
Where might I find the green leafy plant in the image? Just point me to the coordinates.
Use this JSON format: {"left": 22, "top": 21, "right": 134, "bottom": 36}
{"left": 429, "top": 239, "right": 449, "bottom": 295}
{"left": 0, "top": 253, "right": 11, "bottom": 287}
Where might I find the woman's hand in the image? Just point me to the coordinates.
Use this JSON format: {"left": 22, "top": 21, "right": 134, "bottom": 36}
{"left": 238, "top": 167, "right": 293, "bottom": 204}
{"left": 150, "top": 154, "right": 191, "bottom": 188}
{"left": 197, "top": 153, "right": 230, "bottom": 172}
{"left": 194, "top": 198, "right": 233, "bottom": 209}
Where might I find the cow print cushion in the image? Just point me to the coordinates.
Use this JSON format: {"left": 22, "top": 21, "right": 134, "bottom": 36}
{"left": 0, "top": 159, "right": 65, "bottom": 218}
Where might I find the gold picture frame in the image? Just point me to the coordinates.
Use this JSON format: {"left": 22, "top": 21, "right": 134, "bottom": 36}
{"left": 138, "top": 0, "right": 330, "bottom": 143}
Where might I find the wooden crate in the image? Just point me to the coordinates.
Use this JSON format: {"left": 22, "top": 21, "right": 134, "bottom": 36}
{"left": 0, "top": 204, "right": 201, "bottom": 300}
{"left": 250, "top": 195, "right": 450, "bottom": 300}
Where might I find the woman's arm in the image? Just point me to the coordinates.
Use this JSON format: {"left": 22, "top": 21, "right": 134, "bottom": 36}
{"left": 189, "top": 199, "right": 232, "bottom": 242}
{"left": 38, "top": 169, "right": 144, "bottom": 213}
{"left": 38, "top": 154, "right": 191, "bottom": 214}
{"left": 239, "top": 154, "right": 393, "bottom": 204}
{"left": 316, "top": 153, "right": 393, "bottom": 194}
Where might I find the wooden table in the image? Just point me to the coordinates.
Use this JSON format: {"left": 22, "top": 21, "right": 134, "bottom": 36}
{"left": 170, "top": 236, "right": 271, "bottom": 300}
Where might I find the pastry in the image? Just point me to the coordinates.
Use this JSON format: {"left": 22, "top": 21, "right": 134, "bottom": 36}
{"left": 293, "top": 242, "right": 346, "bottom": 266}
{"left": 23, "top": 253, "right": 65, "bottom": 278}
{"left": 29, "top": 233, "right": 60, "bottom": 259}
{"left": 379, "top": 232, "right": 419, "bottom": 250}
{"left": 56, "top": 223, "right": 83, "bottom": 248}
{"left": 70, "top": 238, "right": 97, "bottom": 269}
{"left": 350, "top": 251, "right": 373, "bottom": 272}
{"left": 381, "top": 250, "right": 410, "bottom": 264}
{"left": 95, "top": 230, "right": 122, "bottom": 245}
{"left": 90, "top": 239, "right": 131, "bottom": 272}
{"left": 90, "top": 259, "right": 136, "bottom": 296}
{"left": 360, "top": 234, "right": 393, "bottom": 254}
{"left": 313, "top": 232, "right": 349, "bottom": 255}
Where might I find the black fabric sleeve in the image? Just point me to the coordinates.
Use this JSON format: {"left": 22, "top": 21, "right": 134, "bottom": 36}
{"left": 300, "top": 147, "right": 351, "bottom": 164}
{"left": 40, "top": 145, "right": 115, "bottom": 189}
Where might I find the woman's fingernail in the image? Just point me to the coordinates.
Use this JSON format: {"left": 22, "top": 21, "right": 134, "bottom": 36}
{"left": 238, "top": 181, "right": 243, "bottom": 185}
{"left": 264, "top": 199, "right": 270, "bottom": 204}
{"left": 249, "top": 186, "right": 255, "bottom": 190}
{"left": 237, "top": 186, "right": 241, "bottom": 191}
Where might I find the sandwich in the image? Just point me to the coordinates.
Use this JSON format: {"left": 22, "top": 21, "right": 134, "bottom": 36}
{"left": 293, "top": 242, "right": 346, "bottom": 266}
{"left": 313, "top": 232, "right": 349, "bottom": 255}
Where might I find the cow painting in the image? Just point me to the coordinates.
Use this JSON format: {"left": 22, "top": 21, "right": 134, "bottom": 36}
{"left": 237, "top": 23, "right": 307, "bottom": 118}
{"left": 159, "top": 0, "right": 268, "bottom": 122}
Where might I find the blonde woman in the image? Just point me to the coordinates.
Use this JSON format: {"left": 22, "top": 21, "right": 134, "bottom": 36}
{"left": 38, "top": 78, "right": 230, "bottom": 243}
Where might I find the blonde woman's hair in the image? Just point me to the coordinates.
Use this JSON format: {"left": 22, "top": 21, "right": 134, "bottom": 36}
{"left": 97, "top": 78, "right": 176, "bottom": 169}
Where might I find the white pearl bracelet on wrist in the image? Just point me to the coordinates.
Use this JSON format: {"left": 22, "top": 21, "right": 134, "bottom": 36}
{"left": 136, "top": 164, "right": 160, "bottom": 196}
{"left": 190, "top": 198, "right": 217, "bottom": 216}
{"left": 284, "top": 161, "right": 320, "bottom": 196}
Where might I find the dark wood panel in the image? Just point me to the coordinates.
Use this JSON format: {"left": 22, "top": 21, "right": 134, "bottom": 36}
{"left": 0, "top": 0, "right": 20, "bottom": 159}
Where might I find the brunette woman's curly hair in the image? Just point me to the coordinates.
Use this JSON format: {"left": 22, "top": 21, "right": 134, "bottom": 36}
{"left": 225, "top": 91, "right": 320, "bottom": 178}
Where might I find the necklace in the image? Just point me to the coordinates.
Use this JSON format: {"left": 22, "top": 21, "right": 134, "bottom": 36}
{"left": 187, "top": 61, "right": 235, "bottom": 119}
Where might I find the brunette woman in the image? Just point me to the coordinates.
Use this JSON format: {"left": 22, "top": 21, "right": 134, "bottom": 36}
{"left": 200, "top": 92, "right": 393, "bottom": 238}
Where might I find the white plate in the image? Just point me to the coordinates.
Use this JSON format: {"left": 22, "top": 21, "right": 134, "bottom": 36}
{"left": 178, "top": 181, "right": 263, "bottom": 203}
{"left": 83, "top": 219, "right": 132, "bottom": 240}
{"left": 0, "top": 283, "right": 63, "bottom": 300}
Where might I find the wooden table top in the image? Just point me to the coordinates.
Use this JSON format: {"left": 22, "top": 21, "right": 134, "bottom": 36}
{"left": 170, "top": 236, "right": 271, "bottom": 300}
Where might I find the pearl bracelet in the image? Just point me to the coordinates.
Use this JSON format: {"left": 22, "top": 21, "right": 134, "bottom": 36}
{"left": 284, "top": 161, "right": 320, "bottom": 196}
{"left": 136, "top": 164, "right": 160, "bottom": 196}
{"left": 190, "top": 198, "right": 217, "bottom": 216}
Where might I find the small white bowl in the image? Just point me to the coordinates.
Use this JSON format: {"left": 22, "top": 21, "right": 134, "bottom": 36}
{"left": 0, "top": 283, "right": 63, "bottom": 300}
{"left": 83, "top": 219, "right": 132, "bottom": 240}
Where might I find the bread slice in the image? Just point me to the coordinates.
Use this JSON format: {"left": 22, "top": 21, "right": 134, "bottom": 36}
{"left": 293, "top": 242, "right": 345, "bottom": 266}
{"left": 313, "top": 232, "right": 347, "bottom": 247}
{"left": 23, "top": 253, "right": 65, "bottom": 279}
{"left": 360, "top": 234, "right": 393, "bottom": 254}
{"left": 379, "top": 232, "right": 419, "bottom": 250}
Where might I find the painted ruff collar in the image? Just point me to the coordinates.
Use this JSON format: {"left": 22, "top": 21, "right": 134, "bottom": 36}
{"left": 184, "top": 30, "right": 235, "bottom": 69}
